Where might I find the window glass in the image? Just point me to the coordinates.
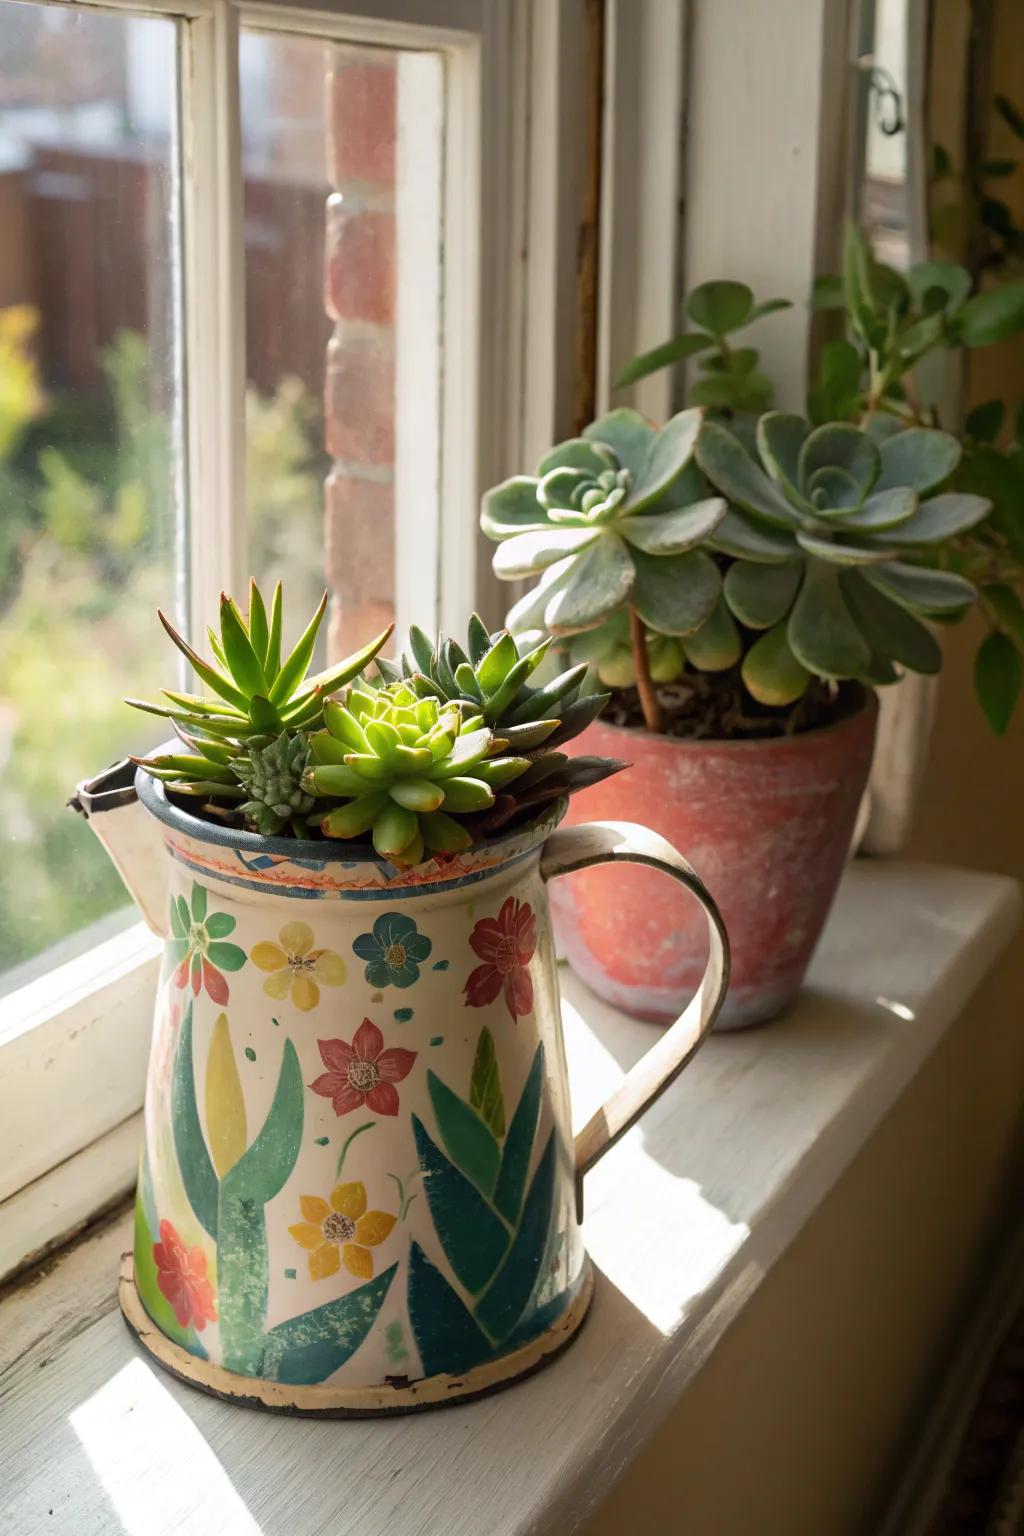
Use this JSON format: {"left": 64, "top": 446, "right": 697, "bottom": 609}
{"left": 240, "top": 34, "right": 444, "bottom": 660}
{"left": 0, "top": 2, "right": 182, "bottom": 990}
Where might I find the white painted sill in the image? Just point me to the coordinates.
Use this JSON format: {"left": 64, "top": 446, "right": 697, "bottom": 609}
{"left": 0, "top": 861, "right": 1019, "bottom": 1536}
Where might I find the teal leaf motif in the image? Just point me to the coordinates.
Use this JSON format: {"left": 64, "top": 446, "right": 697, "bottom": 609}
{"left": 407, "top": 1242, "right": 495, "bottom": 1376}
{"left": 207, "top": 941, "right": 247, "bottom": 972}
{"left": 469, "top": 1026, "right": 506, "bottom": 1138}
{"left": 262, "top": 1264, "right": 398, "bottom": 1385}
{"left": 412, "top": 1115, "right": 509, "bottom": 1294}
{"left": 224, "top": 1040, "right": 303, "bottom": 1204}
{"left": 170, "top": 1002, "right": 219, "bottom": 1240}
{"left": 494, "top": 1044, "right": 544, "bottom": 1226}
{"left": 191, "top": 883, "right": 207, "bottom": 922}
{"left": 476, "top": 1133, "right": 557, "bottom": 1342}
{"left": 427, "top": 1070, "right": 500, "bottom": 1196}
{"left": 216, "top": 1194, "right": 267, "bottom": 1376}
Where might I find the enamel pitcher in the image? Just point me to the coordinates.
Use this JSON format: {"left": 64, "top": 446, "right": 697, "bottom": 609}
{"left": 73, "top": 759, "right": 729, "bottom": 1414}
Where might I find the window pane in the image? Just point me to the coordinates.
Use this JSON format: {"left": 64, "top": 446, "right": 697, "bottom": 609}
{"left": 0, "top": 3, "right": 182, "bottom": 990}
{"left": 240, "top": 35, "right": 444, "bottom": 661}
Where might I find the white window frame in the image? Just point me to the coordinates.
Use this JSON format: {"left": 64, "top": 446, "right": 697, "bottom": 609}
{"left": 0, "top": 0, "right": 590, "bottom": 1279}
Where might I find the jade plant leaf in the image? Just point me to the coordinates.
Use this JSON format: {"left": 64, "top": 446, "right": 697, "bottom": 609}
{"left": 839, "top": 570, "right": 942, "bottom": 673}
{"left": 583, "top": 408, "right": 655, "bottom": 479}
{"left": 741, "top": 622, "right": 811, "bottom": 706}
{"left": 696, "top": 420, "right": 801, "bottom": 527}
{"left": 543, "top": 535, "right": 636, "bottom": 634}
{"left": 873, "top": 428, "right": 961, "bottom": 494}
{"left": 630, "top": 547, "right": 721, "bottom": 636}
{"left": 723, "top": 560, "right": 802, "bottom": 629}
{"left": 787, "top": 561, "right": 872, "bottom": 678}
{"left": 873, "top": 492, "right": 990, "bottom": 544}
{"left": 861, "top": 561, "right": 977, "bottom": 614}
{"left": 617, "top": 497, "right": 726, "bottom": 555}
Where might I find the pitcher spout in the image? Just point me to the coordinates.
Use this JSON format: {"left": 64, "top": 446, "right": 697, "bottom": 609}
{"left": 70, "top": 761, "right": 168, "bottom": 937}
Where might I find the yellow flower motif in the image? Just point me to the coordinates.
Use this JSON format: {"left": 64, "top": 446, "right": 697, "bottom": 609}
{"left": 250, "top": 921, "right": 346, "bottom": 1012}
{"left": 288, "top": 1182, "right": 396, "bottom": 1281}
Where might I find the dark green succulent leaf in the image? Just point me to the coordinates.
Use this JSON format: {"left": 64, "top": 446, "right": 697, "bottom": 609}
{"left": 684, "top": 280, "right": 753, "bottom": 335}
{"left": 157, "top": 611, "right": 250, "bottom": 713}
{"left": 707, "top": 507, "right": 801, "bottom": 563}
{"left": 481, "top": 476, "right": 549, "bottom": 540}
{"left": 536, "top": 438, "right": 614, "bottom": 477}
{"left": 614, "top": 332, "right": 715, "bottom": 389}
{"left": 724, "top": 560, "right": 802, "bottom": 629}
{"left": 807, "top": 339, "right": 863, "bottom": 426}
{"left": 984, "top": 584, "right": 1024, "bottom": 648}
{"left": 840, "top": 570, "right": 942, "bottom": 674}
{"left": 798, "top": 424, "right": 880, "bottom": 501}
{"left": 466, "top": 613, "right": 492, "bottom": 664}
{"left": 874, "top": 427, "right": 961, "bottom": 494}
{"left": 696, "top": 420, "right": 802, "bottom": 528}
{"left": 906, "top": 260, "right": 971, "bottom": 314}
{"left": 506, "top": 663, "right": 589, "bottom": 725}
{"left": 788, "top": 560, "right": 872, "bottom": 678}
{"left": 796, "top": 530, "right": 890, "bottom": 565}
{"left": 681, "top": 597, "right": 741, "bottom": 671}
{"left": 896, "top": 312, "right": 946, "bottom": 364}
{"left": 873, "top": 492, "right": 990, "bottom": 545}
{"left": 543, "top": 534, "right": 635, "bottom": 634}
{"left": 476, "top": 632, "right": 519, "bottom": 694}
{"left": 965, "top": 400, "right": 1005, "bottom": 443}
{"left": 741, "top": 622, "right": 811, "bottom": 705}
{"left": 954, "top": 285, "right": 1024, "bottom": 347}
{"left": 630, "top": 547, "right": 721, "bottom": 636}
{"left": 746, "top": 297, "right": 793, "bottom": 323}
{"left": 623, "top": 408, "right": 703, "bottom": 513}
{"left": 861, "top": 561, "right": 977, "bottom": 614}
{"left": 618, "top": 496, "right": 725, "bottom": 554}
{"left": 839, "top": 486, "right": 918, "bottom": 531}
{"left": 974, "top": 630, "right": 1022, "bottom": 735}
{"left": 810, "top": 274, "right": 844, "bottom": 310}
{"left": 756, "top": 413, "right": 811, "bottom": 507}
{"left": 543, "top": 691, "right": 612, "bottom": 747}
{"left": 583, "top": 408, "right": 656, "bottom": 482}
{"left": 493, "top": 525, "right": 600, "bottom": 579}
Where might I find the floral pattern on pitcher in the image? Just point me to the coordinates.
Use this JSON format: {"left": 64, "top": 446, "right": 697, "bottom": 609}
{"left": 310, "top": 1019, "right": 418, "bottom": 1117}
{"left": 289, "top": 1182, "right": 398, "bottom": 1282}
{"left": 250, "top": 920, "right": 347, "bottom": 1011}
{"left": 352, "top": 912, "right": 433, "bottom": 988}
{"left": 464, "top": 897, "right": 537, "bottom": 1021}
{"left": 167, "top": 882, "right": 246, "bottom": 1003}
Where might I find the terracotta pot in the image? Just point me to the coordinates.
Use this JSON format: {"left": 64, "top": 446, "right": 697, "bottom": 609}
{"left": 551, "top": 690, "right": 878, "bottom": 1030}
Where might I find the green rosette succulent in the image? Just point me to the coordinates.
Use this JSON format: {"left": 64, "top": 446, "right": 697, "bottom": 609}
{"left": 481, "top": 407, "right": 727, "bottom": 643}
{"left": 694, "top": 412, "right": 990, "bottom": 705}
{"left": 131, "top": 580, "right": 392, "bottom": 809}
{"left": 303, "top": 682, "right": 533, "bottom": 868}
{"left": 234, "top": 732, "right": 315, "bottom": 836}
{"left": 375, "top": 615, "right": 623, "bottom": 818}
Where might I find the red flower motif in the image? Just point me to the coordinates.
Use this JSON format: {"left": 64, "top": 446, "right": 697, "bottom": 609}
{"left": 310, "top": 1018, "right": 417, "bottom": 1117}
{"left": 464, "top": 897, "right": 536, "bottom": 1021}
{"left": 153, "top": 1219, "right": 217, "bottom": 1332}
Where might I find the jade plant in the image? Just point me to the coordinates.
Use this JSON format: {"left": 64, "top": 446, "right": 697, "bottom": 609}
{"left": 130, "top": 586, "right": 623, "bottom": 860}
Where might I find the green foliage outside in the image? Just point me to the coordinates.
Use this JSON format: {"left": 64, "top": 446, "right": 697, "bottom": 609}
{"left": 0, "top": 313, "right": 327, "bottom": 979}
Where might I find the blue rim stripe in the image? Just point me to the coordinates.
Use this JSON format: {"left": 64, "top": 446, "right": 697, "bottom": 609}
{"left": 166, "top": 842, "right": 539, "bottom": 901}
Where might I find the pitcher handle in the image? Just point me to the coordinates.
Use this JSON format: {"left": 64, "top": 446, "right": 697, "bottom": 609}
{"left": 540, "top": 820, "right": 730, "bottom": 1219}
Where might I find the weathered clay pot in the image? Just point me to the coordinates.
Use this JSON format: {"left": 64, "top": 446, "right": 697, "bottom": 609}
{"left": 550, "top": 689, "right": 877, "bottom": 1029}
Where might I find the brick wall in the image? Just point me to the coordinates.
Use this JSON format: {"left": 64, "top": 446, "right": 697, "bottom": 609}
{"left": 323, "top": 49, "right": 398, "bottom": 662}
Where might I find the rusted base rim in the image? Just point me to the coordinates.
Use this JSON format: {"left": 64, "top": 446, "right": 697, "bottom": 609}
{"left": 118, "top": 1253, "right": 594, "bottom": 1417}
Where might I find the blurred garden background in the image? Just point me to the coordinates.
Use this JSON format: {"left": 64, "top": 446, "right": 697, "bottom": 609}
{"left": 0, "top": 3, "right": 332, "bottom": 988}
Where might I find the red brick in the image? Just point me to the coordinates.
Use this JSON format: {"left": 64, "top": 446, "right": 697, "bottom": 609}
{"left": 329, "top": 599, "right": 396, "bottom": 666}
{"left": 327, "top": 58, "right": 396, "bottom": 187}
{"left": 324, "top": 200, "right": 394, "bottom": 326}
{"left": 324, "top": 332, "right": 394, "bottom": 465}
{"left": 324, "top": 470, "right": 395, "bottom": 602}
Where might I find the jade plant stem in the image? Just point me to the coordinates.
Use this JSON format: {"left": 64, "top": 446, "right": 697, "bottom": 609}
{"left": 630, "top": 604, "right": 664, "bottom": 735}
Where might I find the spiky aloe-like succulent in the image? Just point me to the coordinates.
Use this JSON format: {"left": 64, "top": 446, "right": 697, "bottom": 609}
{"left": 303, "top": 683, "right": 534, "bottom": 867}
{"left": 234, "top": 732, "right": 315, "bottom": 836}
{"left": 481, "top": 408, "right": 727, "bottom": 642}
{"left": 130, "top": 580, "right": 392, "bottom": 809}
{"left": 693, "top": 413, "right": 989, "bottom": 704}
{"left": 376, "top": 614, "right": 622, "bottom": 815}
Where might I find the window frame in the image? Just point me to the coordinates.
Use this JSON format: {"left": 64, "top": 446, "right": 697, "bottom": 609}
{"left": 0, "top": 0, "right": 592, "bottom": 1280}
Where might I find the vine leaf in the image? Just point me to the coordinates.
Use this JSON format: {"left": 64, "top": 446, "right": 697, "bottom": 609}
{"left": 469, "top": 1026, "right": 506, "bottom": 1138}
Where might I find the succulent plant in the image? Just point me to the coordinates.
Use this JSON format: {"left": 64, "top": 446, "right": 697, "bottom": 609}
{"left": 303, "top": 682, "right": 535, "bottom": 867}
{"left": 376, "top": 615, "right": 622, "bottom": 814}
{"left": 234, "top": 733, "right": 315, "bottom": 837}
{"left": 130, "top": 580, "right": 392, "bottom": 807}
{"left": 481, "top": 407, "right": 727, "bottom": 643}
{"left": 694, "top": 413, "right": 989, "bottom": 704}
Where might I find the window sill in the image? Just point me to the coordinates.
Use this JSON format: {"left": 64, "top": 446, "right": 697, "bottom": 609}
{"left": 0, "top": 861, "right": 1018, "bottom": 1535}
